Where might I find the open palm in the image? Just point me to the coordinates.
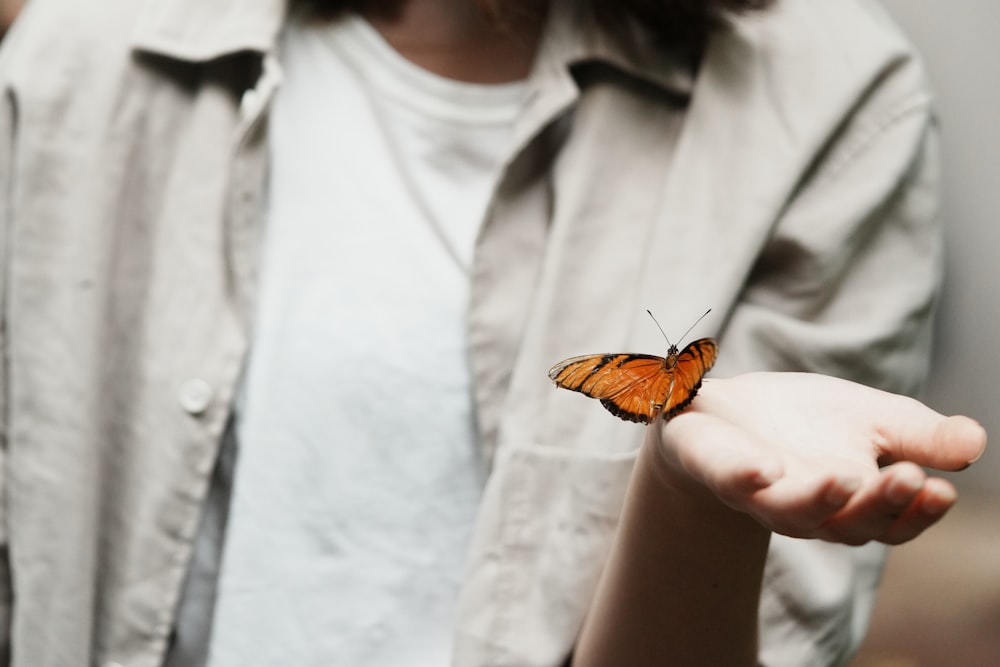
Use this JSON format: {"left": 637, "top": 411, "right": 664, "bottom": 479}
{"left": 654, "top": 372, "right": 987, "bottom": 545}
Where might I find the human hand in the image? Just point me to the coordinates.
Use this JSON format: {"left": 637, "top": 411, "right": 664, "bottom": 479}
{"left": 651, "top": 372, "right": 987, "bottom": 546}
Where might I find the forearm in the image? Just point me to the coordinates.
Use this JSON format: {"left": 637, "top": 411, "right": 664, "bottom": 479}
{"left": 573, "top": 425, "right": 771, "bottom": 667}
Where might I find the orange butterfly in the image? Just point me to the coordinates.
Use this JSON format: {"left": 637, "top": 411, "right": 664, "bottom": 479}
{"left": 548, "top": 310, "right": 718, "bottom": 424}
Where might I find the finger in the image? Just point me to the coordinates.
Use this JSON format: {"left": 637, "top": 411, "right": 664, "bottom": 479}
{"left": 877, "top": 409, "right": 987, "bottom": 472}
{"left": 748, "top": 472, "right": 863, "bottom": 537}
{"left": 817, "top": 462, "right": 927, "bottom": 545}
{"left": 879, "top": 478, "right": 957, "bottom": 545}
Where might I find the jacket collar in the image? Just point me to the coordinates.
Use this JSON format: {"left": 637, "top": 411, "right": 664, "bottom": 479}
{"left": 130, "top": 0, "right": 288, "bottom": 62}
{"left": 538, "top": 1, "right": 696, "bottom": 96}
{"left": 129, "top": 0, "right": 693, "bottom": 98}
{"left": 499, "top": 0, "right": 697, "bottom": 156}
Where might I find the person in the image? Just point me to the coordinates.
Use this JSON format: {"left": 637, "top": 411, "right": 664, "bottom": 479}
{"left": 0, "top": 0, "right": 986, "bottom": 666}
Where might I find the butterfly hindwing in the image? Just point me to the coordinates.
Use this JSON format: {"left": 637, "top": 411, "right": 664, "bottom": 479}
{"left": 660, "top": 338, "right": 718, "bottom": 420}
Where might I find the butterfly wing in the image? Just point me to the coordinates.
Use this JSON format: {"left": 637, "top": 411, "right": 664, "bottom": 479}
{"left": 660, "top": 337, "right": 718, "bottom": 420}
{"left": 548, "top": 353, "right": 673, "bottom": 424}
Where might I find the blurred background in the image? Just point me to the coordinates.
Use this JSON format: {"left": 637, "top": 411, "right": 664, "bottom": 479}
{"left": 1, "top": 0, "right": 996, "bottom": 664}
{"left": 852, "top": 1, "right": 1000, "bottom": 665}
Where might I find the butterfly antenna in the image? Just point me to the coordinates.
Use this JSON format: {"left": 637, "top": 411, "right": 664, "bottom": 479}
{"left": 647, "top": 308, "right": 712, "bottom": 346}
{"left": 678, "top": 308, "right": 712, "bottom": 343}
{"left": 646, "top": 310, "right": 673, "bottom": 346}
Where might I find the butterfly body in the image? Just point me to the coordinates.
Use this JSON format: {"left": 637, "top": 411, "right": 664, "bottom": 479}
{"left": 548, "top": 338, "right": 718, "bottom": 424}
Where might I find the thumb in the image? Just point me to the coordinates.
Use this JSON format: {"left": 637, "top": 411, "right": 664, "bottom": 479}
{"left": 877, "top": 401, "right": 986, "bottom": 471}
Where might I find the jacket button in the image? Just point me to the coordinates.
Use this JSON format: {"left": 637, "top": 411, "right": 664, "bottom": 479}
{"left": 179, "top": 378, "right": 213, "bottom": 415}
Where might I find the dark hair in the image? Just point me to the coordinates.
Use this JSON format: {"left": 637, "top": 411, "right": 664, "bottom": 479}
{"left": 592, "top": 0, "right": 774, "bottom": 44}
{"left": 292, "top": 0, "right": 775, "bottom": 47}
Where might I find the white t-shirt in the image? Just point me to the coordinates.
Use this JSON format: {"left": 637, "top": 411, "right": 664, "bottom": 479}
{"left": 205, "top": 14, "right": 525, "bottom": 667}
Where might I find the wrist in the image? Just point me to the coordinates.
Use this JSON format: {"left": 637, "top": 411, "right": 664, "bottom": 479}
{"left": 578, "top": 415, "right": 771, "bottom": 666}
{"left": 640, "top": 415, "right": 771, "bottom": 543}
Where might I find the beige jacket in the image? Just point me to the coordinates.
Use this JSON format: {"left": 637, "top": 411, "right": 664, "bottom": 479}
{"left": 0, "top": 0, "right": 940, "bottom": 666}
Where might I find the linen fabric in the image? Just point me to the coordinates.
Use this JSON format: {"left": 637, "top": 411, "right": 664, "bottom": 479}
{"left": 0, "top": 1, "right": 941, "bottom": 665}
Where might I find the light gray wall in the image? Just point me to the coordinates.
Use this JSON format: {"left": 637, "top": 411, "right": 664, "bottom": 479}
{"left": 879, "top": 0, "right": 1000, "bottom": 492}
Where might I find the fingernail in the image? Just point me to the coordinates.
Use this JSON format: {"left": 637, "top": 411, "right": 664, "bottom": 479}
{"left": 919, "top": 501, "right": 950, "bottom": 518}
{"left": 886, "top": 476, "right": 922, "bottom": 505}
{"left": 755, "top": 463, "right": 783, "bottom": 487}
{"left": 826, "top": 478, "right": 861, "bottom": 505}
{"left": 919, "top": 486, "right": 957, "bottom": 517}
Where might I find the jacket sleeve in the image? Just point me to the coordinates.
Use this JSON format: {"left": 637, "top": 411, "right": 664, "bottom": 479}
{"left": 719, "top": 99, "right": 942, "bottom": 395}
{"left": 719, "top": 92, "right": 942, "bottom": 665}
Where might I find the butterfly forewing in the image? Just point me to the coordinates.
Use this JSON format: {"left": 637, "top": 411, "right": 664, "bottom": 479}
{"left": 549, "top": 353, "right": 673, "bottom": 424}
{"left": 548, "top": 354, "right": 662, "bottom": 397}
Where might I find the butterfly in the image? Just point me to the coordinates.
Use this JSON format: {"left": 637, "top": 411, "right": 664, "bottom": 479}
{"left": 547, "top": 310, "right": 718, "bottom": 424}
